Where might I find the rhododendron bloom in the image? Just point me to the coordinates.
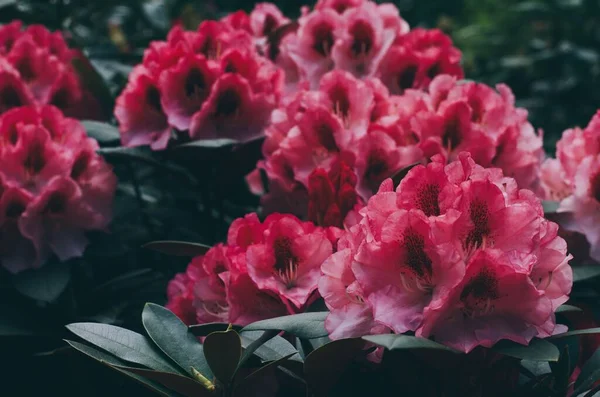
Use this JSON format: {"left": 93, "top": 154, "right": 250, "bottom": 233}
{"left": 166, "top": 212, "right": 333, "bottom": 326}
{"left": 0, "top": 22, "right": 83, "bottom": 115}
{"left": 0, "top": 106, "right": 116, "bottom": 273}
{"left": 540, "top": 111, "right": 600, "bottom": 262}
{"left": 320, "top": 154, "right": 571, "bottom": 352}
{"left": 115, "top": 19, "right": 283, "bottom": 149}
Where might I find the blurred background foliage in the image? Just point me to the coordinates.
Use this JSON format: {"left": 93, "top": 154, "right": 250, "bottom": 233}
{"left": 0, "top": 0, "right": 599, "bottom": 394}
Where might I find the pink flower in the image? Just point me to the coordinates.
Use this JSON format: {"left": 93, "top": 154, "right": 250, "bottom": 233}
{"left": 246, "top": 214, "right": 333, "bottom": 309}
{"left": 418, "top": 249, "right": 553, "bottom": 353}
{"left": 249, "top": 3, "right": 289, "bottom": 38}
{"left": 0, "top": 106, "right": 116, "bottom": 273}
{"left": 115, "top": 20, "right": 282, "bottom": 149}
{"left": 322, "top": 154, "right": 571, "bottom": 351}
{"left": 0, "top": 22, "right": 82, "bottom": 114}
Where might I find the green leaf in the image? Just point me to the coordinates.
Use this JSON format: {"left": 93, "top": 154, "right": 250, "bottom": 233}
{"left": 176, "top": 139, "right": 238, "bottom": 149}
{"left": 81, "top": 121, "right": 121, "bottom": 143}
{"left": 362, "top": 334, "right": 460, "bottom": 353}
{"left": 143, "top": 241, "right": 211, "bottom": 257}
{"left": 575, "top": 348, "right": 600, "bottom": 393}
{"left": 573, "top": 266, "right": 600, "bottom": 283}
{"left": 239, "top": 331, "right": 301, "bottom": 364}
{"left": 542, "top": 200, "right": 560, "bottom": 214}
{"left": 65, "top": 340, "right": 179, "bottom": 397}
{"left": 391, "top": 162, "right": 421, "bottom": 188}
{"left": 0, "top": 0, "right": 16, "bottom": 9}
{"left": 492, "top": 338, "right": 560, "bottom": 362}
{"left": 236, "top": 353, "right": 296, "bottom": 389}
{"left": 12, "top": 261, "right": 70, "bottom": 302}
{"left": 142, "top": 303, "right": 213, "bottom": 379}
{"left": 550, "top": 341, "right": 573, "bottom": 392}
{"left": 66, "top": 323, "right": 181, "bottom": 373}
{"left": 116, "top": 366, "right": 214, "bottom": 397}
{"left": 203, "top": 330, "right": 242, "bottom": 384}
{"left": 550, "top": 328, "right": 600, "bottom": 339}
{"left": 555, "top": 304, "right": 582, "bottom": 313}
{"left": 242, "top": 312, "right": 328, "bottom": 339}
{"left": 97, "top": 146, "right": 161, "bottom": 166}
{"left": 304, "top": 339, "right": 365, "bottom": 396}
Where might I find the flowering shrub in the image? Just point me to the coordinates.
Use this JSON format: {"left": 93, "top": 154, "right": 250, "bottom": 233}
{"left": 0, "top": 22, "right": 83, "bottom": 115}
{"left": 115, "top": 19, "right": 283, "bottom": 149}
{"left": 320, "top": 153, "right": 571, "bottom": 352}
{"left": 0, "top": 106, "right": 116, "bottom": 273}
{"left": 541, "top": 111, "right": 600, "bottom": 263}
{"left": 167, "top": 213, "right": 334, "bottom": 325}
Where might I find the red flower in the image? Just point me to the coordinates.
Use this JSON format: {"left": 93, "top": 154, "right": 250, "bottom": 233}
{"left": 0, "top": 106, "right": 116, "bottom": 273}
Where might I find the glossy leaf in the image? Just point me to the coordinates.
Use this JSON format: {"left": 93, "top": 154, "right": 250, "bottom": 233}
{"left": 242, "top": 312, "right": 328, "bottom": 339}
{"left": 203, "top": 330, "right": 242, "bottom": 384}
{"left": 12, "top": 261, "right": 70, "bottom": 302}
{"left": 66, "top": 323, "right": 181, "bottom": 373}
{"left": 574, "top": 348, "right": 600, "bottom": 393}
{"left": 362, "top": 334, "right": 459, "bottom": 353}
{"left": 118, "top": 366, "right": 214, "bottom": 397}
{"left": 555, "top": 304, "right": 582, "bottom": 313}
{"left": 65, "top": 340, "right": 179, "bottom": 397}
{"left": 176, "top": 139, "right": 238, "bottom": 149}
{"left": 81, "top": 121, "right": 121, "bottom": 143}
{"left": 240, "top": 331, "right": 301, "bottom": 364}
{"left": 551, "top": 328, "right": 600, "bottom": 339}
{"left": 492, "top": 338, "right": 560, "bottom": 362}
{"left": 142, "top": 303, "right": 213, "bottom": 379}
{"left": 304, "top": 338, "right": 365, "bottom": 397}
{"left": 143, "top": 241, "right": 211, "bottom": 257}
{"left": 542, "top": 200, "right": 560, "bottom": 214}
{"left": 573, "top": 266, "right": 600, "bottom": 283}
{"left": 236, "top": 353, "right": 296, "bottom": 389}
{"left": 189, "top": 323, "right": 243, "bottom": 336}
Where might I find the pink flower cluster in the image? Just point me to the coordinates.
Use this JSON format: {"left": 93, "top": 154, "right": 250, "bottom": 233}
{"left": 540, "top": 111, "right": 600, "bottom": 262}
{"left": 250, "top": 73, "right": 544, "bottom": 225}
{"left": 0, "top": 21, "right": 82, "bottom": 114}
{"left": 115, "top": 19, "right": 283, "bottom": 150}
{"left": 319, "top": 154, "right": 572, "bottom": 352}
{"left": 254, "top": 0, "right": 462, "bottom": 92}
{"left": 166, "top": 213, "right": 334, "bottom": 326}
{"left": 0, "top": 106, "right": 117, "bottom": 273}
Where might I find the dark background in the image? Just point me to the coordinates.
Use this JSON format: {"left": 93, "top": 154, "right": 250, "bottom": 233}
{"left": 0, "top": 0, "right": 599, "bottom": 395}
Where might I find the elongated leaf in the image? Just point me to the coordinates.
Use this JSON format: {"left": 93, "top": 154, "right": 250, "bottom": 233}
{"left": 240, "top": 331, "right": 301, "bottom": 364}
{"left": 13, "top": 261, "right": 70, "bottom": 302}
{"left": 176, "top": 139, "right": 237, "bottom": 149}
{"left": 143, "top": 241, "right": 211, "bottom": 257}
{"left": 236, "top": 353, "right": 295, "bottom": 389}
{"left": 551, "top": 328, "right": 600, "bottom": 339}
{"left": 575, "top": 348, "right": 600, "bottom": 393}
{"left": 362, "top": 334, "right": 459, "bottom": 353}
{"left": 242, "top": 312, "right": 328, "bottom": 339}
{"left": 550, "top": 343, "right": 573, "bottom": 393}
{"left": 65, "top": 340, "right": 178, "bottom": 397}
{"left": 82, "top": 121, "right": 121, "bottom": 143}
{"left": 117, "top": 366, "right": 213, "bottom": 397}
{"left": 304, "top": 339, "right": 365, "bottom": 396}
{"left": 573, "top": 266, "right": 600, "bottom": 283}
{"left": 66, "top": 323, "right": 180, "bottom": 373}
{"left": 142, "top": 303, "right": 213, "bottom": 379}
{"left": 556, "top": 304, "right": 582, "bottom": 313}
{"left": 204, "top": 330, "right": 241, "bottom": 384}
{"left": 492, "top": 338, "right": 560, "bottom": 362}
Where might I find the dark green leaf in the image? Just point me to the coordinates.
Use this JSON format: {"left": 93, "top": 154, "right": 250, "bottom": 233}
{"left": 391, "top": 162, "right": 420, "bottom": 188}
{"left": 551, "top": 328, "right": 600, "bottom": 339}
{"left": 236, "top": 353, "right": 296, "bottom": 389}
{"left": 304, "top": 338, "right": 365, "bottom": 397}
{"left": 573, "top": 266, "right": 600, "bottom": 283}
{"left": 550, "top": 342, "right": 572, "bottom": 392}
{"left": 65, "top": 340, "right": 179, "bottom": 397}
{"left": 240, "top": 331, "right": 301, "bottom": 364}
{"left": 189, "top": 323, "right": 243, "bottom": 336}
{"left": 66, "top": 323, "right": 181, "bottom": 373}
{"left": 97, "top": 147, "right": 161, "bottom": 166}
{"left": 117, "top": 366, "right": 213, "bottom": 397}
{"left": 81, "top": 121, "right": 121, "bottom": 143}
{"left": 142, "top": 303, "right": 213, "bottom": 379}
{"left": 492, "top": 338, "right": 560, "bottom": 362}
{"left": 12, "top": 261, "right": 70, "bottom": 302}
{"left": 203, "top": 330, "right": 242, "bottom": 384}
{"left": 143, "top": 241, "right": 211, "bottom": 257}
{"left": 242, "top": 312, "right": 328, "bottom": 339}
{"left": 362, "top": 334, "right": 460, "bottom": 353}
{"left": 176, "top": 139, "right": 237, "bottom": 149}
{"left": 0, "top": 0, "right": 16, "bottom": 9}
{"left": 575, "top": 348, "right": 600, "bottom": 393}
{"left": 542, "top": 200, "right": 560, "bottom": 214}
{"left": 555, "top": 304, "right": 582, "bottom": 313}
